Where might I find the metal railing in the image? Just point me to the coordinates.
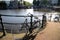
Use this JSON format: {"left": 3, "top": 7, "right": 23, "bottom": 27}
{"left": 0, "top": 14, "right": 46, "bottom": 40}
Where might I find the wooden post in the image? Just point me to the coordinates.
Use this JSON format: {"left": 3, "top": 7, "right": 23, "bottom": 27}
{"left": 41, "top": 14, "right": 46, "bottom": 28}
{"left": 29, "top": 14, "right": 33, "bottom": 33}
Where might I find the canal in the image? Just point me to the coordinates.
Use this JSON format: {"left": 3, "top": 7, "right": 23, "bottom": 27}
{"left": 0, "top": 9, "right": 44, "bottom": 23}
{"left": 0, "top": 9, "right": 60, "bottom": 31}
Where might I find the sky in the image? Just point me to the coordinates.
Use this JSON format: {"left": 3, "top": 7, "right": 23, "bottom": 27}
{"left": 24, "top": 0, "right": 33, "bottom": 3}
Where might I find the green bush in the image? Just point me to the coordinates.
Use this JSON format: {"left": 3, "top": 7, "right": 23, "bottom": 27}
{"left": 23, "top": 1, "right": 32, "bottom": 7}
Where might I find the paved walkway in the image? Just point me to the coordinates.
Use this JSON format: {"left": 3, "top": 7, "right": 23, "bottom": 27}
{"left": 35, "top": 22, "right": 60, "bottom": 40}
{"left": 0, "top": 33, "right": 25, "bottom": 40}
{"left": 0, "top": 22, "right": 60, "bottom": 40}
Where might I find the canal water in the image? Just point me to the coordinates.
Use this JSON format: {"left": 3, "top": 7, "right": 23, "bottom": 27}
{"left": 0, "top": 9, "right": 60, "bottom": 23}
{"left": 0, "top": 9, "right": 45, "bottom": 23}
{"left": 0, "top": 9, "right": 60, "bottom": 30}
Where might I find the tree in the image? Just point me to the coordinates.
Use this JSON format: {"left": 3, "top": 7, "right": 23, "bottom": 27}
{"left": 0, "top": 1, "right": 7, "bottom": 9}
{"left": 33, "top": 0, "right": 40, "bottom": 6}
{"left": 33, "top": 0, "right": 36, "bottom": 6}
{"left": 41, "top": 0, "right": 48, "bottom": 6}
{"left": 58, "top": 0, "right": 60, "bottom": 5}
{"left": 23, "top": 1, "right": 32, "bottom": 7}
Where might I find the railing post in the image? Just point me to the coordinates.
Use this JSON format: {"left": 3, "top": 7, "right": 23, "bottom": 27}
{"left": 41, "top": 14, "right": 46, "bottom": 28}
{"left": 0, "top": 15, "right": 6, "bottom": 38}
{"left": 29, "top": 14, "right": 33, "bottom": 33}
